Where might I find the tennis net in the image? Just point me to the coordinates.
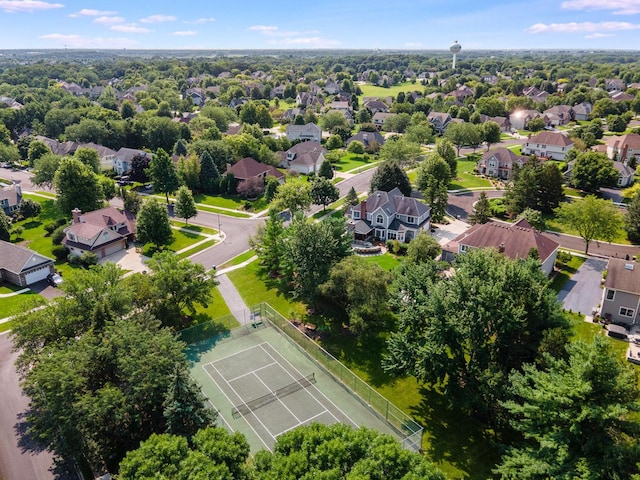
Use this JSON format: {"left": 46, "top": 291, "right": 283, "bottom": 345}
{"left": 231, "top": 372, "right": 316, "bottom": 418}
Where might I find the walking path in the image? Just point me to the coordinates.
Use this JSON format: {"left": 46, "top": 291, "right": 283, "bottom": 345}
{"left": 0, "top": 288, "right": 29, "bottom": 298}
{"left": 214, "top": 273, "right": 251, "bottom": 325}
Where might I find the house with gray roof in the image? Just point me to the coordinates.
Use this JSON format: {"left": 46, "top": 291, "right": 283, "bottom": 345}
{"left": 347, "top": 188, "right": 431, "bottom": 243}
{"left": 613, "top": 161, "right": 635, "bottom": 187}
{"left": 441, "top": 218, "right": 559, "bottom": 276}
{"left": 543, "top": 105, "right": 574, "bottom": 126}
{"left": 114, "top": 148, "right": 151, "bottom": 176}
{"left": 0, "top": 182, "right": 22, "bottom": 215}
{"left": 63, "top": 206, "right": 136, "bottom": 259}
{"left": 427, "top": 112, "right": 452, "bottom": 134}
{"left": 280, "top": 141, "right": 326, "bottom": 175}
{"left": 601, "top": 258, "right": 640, "bottom": 326}
{"left": 0, "top": 240, "right": 54, "bottom": 287}
{"left": 373, "top": 112, "right": 396, "bottom": 131}
{"left": 286, "top": 123, "right": 322, "bottom": 143}
{"left": 346, "top": 131, "right": 385, "bottom": 152}
{"left": 477, "top": 147, "right": 527, "bottom": 180}
{"left": 573, "top": 102, "right": 593, "bottom": 121}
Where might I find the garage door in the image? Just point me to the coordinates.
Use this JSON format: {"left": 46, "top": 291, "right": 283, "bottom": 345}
{"left": 103, "top": 242, "right": 124, "bottom": 257}
{"left": 24, "top": 266, "right": 51, "bottom": 285}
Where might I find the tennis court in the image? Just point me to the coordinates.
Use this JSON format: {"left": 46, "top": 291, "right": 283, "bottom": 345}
{"left": 202, "top": 341, "right": 357, "bottom": 450}
{"left": 184, "top": 304, "right": 423, "bottom": 453}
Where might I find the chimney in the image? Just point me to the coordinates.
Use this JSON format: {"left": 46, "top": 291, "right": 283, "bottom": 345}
{"left": 12, "top": 180, "right": 21, "bottom": 197}
{"left": 71, "top": 208, "right": 81, "bottom": 224}
{"left": 360, "top": 199, "right": 366, "bottom": 218}
{"left": 498, "top": 243, "right": 505, "bottom": 253}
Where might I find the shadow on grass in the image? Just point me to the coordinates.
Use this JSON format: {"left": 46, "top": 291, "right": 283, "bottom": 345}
{"left": 411, "top": 384, "right": 502, "bottom": 480}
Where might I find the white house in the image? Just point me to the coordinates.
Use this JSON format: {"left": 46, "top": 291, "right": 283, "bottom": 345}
{"left": 606, "top": 134, "right": 640, "bottom": 162}
{"left": 285, "top": 123, "right": 322, "bottom": 143}
{"left": 509, "top": 109, "right": 545, "bottom": 130}
{"left": 280, "top": 141, "right": 326, "bottom": 175}
{"left": 348, "top": 188, "right": 431, "bottom": 243}
{"left": 522, "top": 131, "right": 574, "bottom": 161}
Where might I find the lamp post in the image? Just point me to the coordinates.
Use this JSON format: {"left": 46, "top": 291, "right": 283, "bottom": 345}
{"left": 217, "top": 212, "right": 222, "bottom": 242}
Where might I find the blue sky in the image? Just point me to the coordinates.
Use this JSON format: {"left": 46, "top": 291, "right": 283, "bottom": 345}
{"left": 1, "top": 0, "right": 639, "bottom": 50}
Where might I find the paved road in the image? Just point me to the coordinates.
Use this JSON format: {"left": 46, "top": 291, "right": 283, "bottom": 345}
{"left": 557, "top": 258, "right": 607, "bottom": 315}
{"left": 0, "top": 334, "right": 56, "bottom": 480}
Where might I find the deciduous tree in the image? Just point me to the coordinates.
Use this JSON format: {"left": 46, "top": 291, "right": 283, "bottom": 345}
{"left": 74, "top": 146, "right": 100, "bottom": 173}
{"left": 272, "top": 179, "right": 312, "bottom": 215}
{"left": 370, "top": 160, "right": 412, "bottom": 196}
{"left": 310, "top": 175, "right": 339, "bottom": 211}
{"left": 406, "top": 231, "right": 441, "bottom": 264}
{"left": 18, "top": 198, "right": 42, "bottom": 219}
{"left": 174, "top": 185, "right": 197, "bottom": 225}
{"left": 54, "top": 157, "right": 104, "bottom": 215}
{"left": 625, "top": 192, "right": 640, "bottom": 243}
{"left": 555, "top": 196, "right": 623, "bottom": 254}
{"left": 147, "top": 149, "right": 181, "bottom": 204}
{"left": 570, "top": 151, "right": 619, "bottom": 193}
{"left": 136, "top": 198, "right": 174, "bottom": 248}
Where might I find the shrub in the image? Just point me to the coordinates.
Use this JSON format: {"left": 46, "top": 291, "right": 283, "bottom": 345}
{"left": 51, "top": 245, "right": 68, "bottom": 261}
{"left": 44, "top": 222, "right": 58, "bottom": 235}
{"left": 51, "top": 226, "right": 66, "bottom": 245}
{"left": 19, "top": 198, "right": 42, "bottom": 219}
{"left": 80, "top": 251, "right": 98, "bottom": 267}
{"left": 68, "top": 254, "right": 82, "bottom": 266}
{"left": 56, "top": 218, "right": 67, "bottom": 227}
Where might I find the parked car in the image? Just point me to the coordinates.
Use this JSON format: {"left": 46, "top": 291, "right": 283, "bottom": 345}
{"left": 47, "top": 272, "right": 64, "bottom": 287}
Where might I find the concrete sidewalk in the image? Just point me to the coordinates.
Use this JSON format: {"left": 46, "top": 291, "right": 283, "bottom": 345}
{"left": 215, "top": 273, "right": 251, "bottom": 325}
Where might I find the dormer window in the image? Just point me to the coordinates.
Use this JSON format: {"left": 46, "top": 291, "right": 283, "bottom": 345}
{"left": 407, "top": 216, "right": 415, "bottom": 224}
{"left": 376, "top": 214, "right": 384, "bottom": 224}
{"left": 353, "top": 211, "right": 360, "bottom": 219}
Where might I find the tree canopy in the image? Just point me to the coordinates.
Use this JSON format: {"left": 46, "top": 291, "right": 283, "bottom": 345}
{"left": 147, "top": 148, "right": 181, "bottom": 203}
{"left": 370, "top": 160, "right": 412, "bottom": 196}
{"left": 54, "top": 157, "right": 104, "bottom": 215}
{"left": 570, "top": 151, "right": 619, "bottom": 193}
{"left": 136, "top": 197, "right": 174, "bottom": 248}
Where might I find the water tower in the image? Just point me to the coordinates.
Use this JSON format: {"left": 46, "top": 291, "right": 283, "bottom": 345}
{"left": 450, "top": 40, "right": 461, "bottom": 69}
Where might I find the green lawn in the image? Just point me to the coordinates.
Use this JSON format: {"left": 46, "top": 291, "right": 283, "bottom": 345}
{"left": 357, "top": 82, "right": 422, "bottom": 99}
{"left": 361, "top": 253, "right": 403, "bottom": 271}
{"left": 170, "top": 221, "right": 217, "bottom": 235}
{"left": 192, "top": 193, "right": 269, "bottom": 213}
{"left": 544, "top": 208, "right": 630, "bottom": 245}
{"left": 507, "top": 145, "right": 522, "bottom": 155}
{"left": 0, "top": 320, "right": 15, "bottom": 333}
{"left": 219, "top": 250, "right": 256, "bottom": 269}
{"left": 175, "top": 239, "right": 217, "bottom": 260}
{"left": 0, "top": 290, "right": 46, "bottom": 320}
{"left": 566, "top": 312, "right": 634, "bottom": 367}
{"left": 449, "top": 157, "right": 492, "bottom": 190}
{"left": 226, "top": 261, "right": 307, "bottom": 321}
{"left": 333, "top": 153, "right": 375, "bottom": 172}
{"left": 550, "top": 254, "right": 586, "bottom": 293}
{"left": 192, "top": 285, "right": 236, "bottom": 327}
{"left": 196, "top": 204, "right": 251, "bottom": 218}
{"left": 141, "top": 228, "right": 204, "bottom": 256}
{"left": 0, "top": 283, "right": 25, "bottom": 294}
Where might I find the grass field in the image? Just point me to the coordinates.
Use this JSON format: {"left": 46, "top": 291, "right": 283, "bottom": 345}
{"left": 550, "top": 254, "right": 586, "bottom": 293}
{"left": 193, "top": 193, "right": 269, "bottom": 213}
{"left": 361, "top": 253, "right": 403, "bottom": 271}
{"left": 333, "top": 152, "right": 375, "bottom": 172}
{"left": 196, "top": 204, "right": 252, "bottom": 218}
{"left": 449, "top": 157, "right": 492, "bottom": 190}
{"left": 0, "top": 291, "right": 46, "bottom": 320}
{"left": 544, "top": 208, "right": 630, "bottom": 245}
{"left": 358, "top": 82, "right": 423, "bottom": 99}
{"left": 175, "top": 239, "right": 217, "bottom": 260}
{"left": 192, "top": 285, "right": 236, "bottom": 327}
{"left": 219, "top": 250, "right": 256, "bottom": 269}
{"left": 141, "top": 228, "right": 205, "bottom": 256}
{"left": 169, "top": 221, "right": 217, "bottom": 235}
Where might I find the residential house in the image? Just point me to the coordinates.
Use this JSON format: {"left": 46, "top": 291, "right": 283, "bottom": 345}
{"left": 34, "top": 135, "right": 78, "bottom": 157}
{"left": 282, "top": 108, "right": 303, "bottom": 123}
{"left": 509, "top": 109, "right": 546, "bottom": 130}
{"left": 441, "top": 219, "right": 559, "bottom": 276}
{"left": 480, "top": 115, "right": 511, "bottom": 132}
{"left": 185, "top": 87, "right": 207, "bottom": 107}
{"left": 286, "top": 123, "right": 322, "bottom": 143}
{"left": 114, "top": 148, "right": 151, "bottom": 176}
{"left": 324, "top": 80, "right": 340, "bottom": 95}
{"left": 227, "top": 157, "right": 284, "bottom": 186}
{"left": 0, "top": 96, "right": 23, "bottom": 110}
{"left": 606, "top": 134, "right": 640, "bottom": 162}
{"left": 601, "top": 258, "right": 640, "bottom": 326}
{"left": 573, "top": 102, "right": 593, "bottom": 121}
{"left": 362, "top": 99, "right": 389, "bottom": 115}
{"left": 280, "top": 141, "right": 326, "bottom": 175}
{"left": 613, "top": 161, "right": 635, "bottom": 187}
{"left": 373, "top": 112, "right": 396, "bottom": 130}
{"left": 79, "top": 143, "right": 117, "bottom": 171}
{"left": 325, "top": 108, "right": 354, "bottom": 126}
{"left": 427, "top": 112, "right": 452, "bottom": 134}
{"left": 0, "top": 240, "right": 55, "bottom": 287}
{"left": 477, "top": 148, "right": 527, "bottom": 180}
{"left": 522, "top": 131, "right": 574, "bottom": 161}
{"left": 363, "top": 96, "right": 394, "bottom": 106}
{"left": 543, "top": 105, "right": 574, "bottom": 126}
{"left": 63, "top": 206, "right": 136, "bottom": 259}
{"left": 447, "top": 85, "right": 474, "bottom": 102}
{"left": 0, "top": 182, "right": 22, "bottom": 215}
{"left": 610, "top": 91, "right": 634, "bottom": 102}
{"left": 605, "top": 78, "right": 625, "bottom": 92}
{"left": 270, "top": 85, "right": 286, "bottom": 99}
{"left": 296, "top": 92, "right": 324, "bottom": 109}
{"left": 346, "top": 131, "right": 385, "bottom": 152}
{"left": 523, "top": 86, "right": 549, "bottom": 103}
{"left": 347, "top": 188, "right": 431, "bottom": 243}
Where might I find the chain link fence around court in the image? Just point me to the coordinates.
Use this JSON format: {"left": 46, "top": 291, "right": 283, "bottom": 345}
{"left": 178, "top": 303, "right": 423, "bottom": 452}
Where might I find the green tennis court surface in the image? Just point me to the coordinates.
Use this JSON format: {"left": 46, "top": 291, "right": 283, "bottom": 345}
{"left": 185, "top": 307, "right": 422, "bottom": 453}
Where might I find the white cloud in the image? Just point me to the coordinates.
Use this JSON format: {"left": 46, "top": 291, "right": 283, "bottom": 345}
{"left": 248, "top": 25, "right": 278, "bottom": 32}
{"left": 69, "top": 8, "right": 116, "bottom": 17}
{"left": 277, "top": 36, "right": 341, "bottom": 47}
{"left": 171, "top": 30, "right": 196, "bottom": 36}
{"left": 186, "top": 17, "right": 215, "bottom": 24}
{"left": 561, "top": 0, "right": 640, "bottom": 15}
{"left": 140, "top": 14, "right": 176, "bottom": 24}
{"left": 0, "top": 0, "right": 64, "bottom": 13}
{"left": 40, "top": 33, "right": 137, "bottom": 48}
{"left": 110, "top": 24, "right": 151, "bottom": 34}
{"left": 94, "top": 16, "right": 124, "bottom": 25}
{"left": 585, "top": 32, "right": 616, "bottom": 38}
{"left": 526, "top": 21, "right": 640, "bottom": 33}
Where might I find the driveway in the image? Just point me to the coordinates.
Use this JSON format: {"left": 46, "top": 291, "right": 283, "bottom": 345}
{"left": 99, "top": 247, "right": 149, "bottom": 274}
{"left": 432, "top": 218, "right": 470, "bottom": 246}
{"left": 557, "top": 257, "right": 607, "bottom": 315}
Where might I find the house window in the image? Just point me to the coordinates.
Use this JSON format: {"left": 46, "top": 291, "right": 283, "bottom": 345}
{"left": 606, "top": 289, "right": 615, "bottom": 301}
{"left": 620, "top": 307, "right": 635, "bottom": 318}
{"left": 352, "top": 211, "right": 360, "bottom": 219}
{"left": 407, "top": 216, "right": 415, "bottom": 224}
{"left": 376, "top": 214, "right": 384, "bottom": 225}
{"left": 388, "top": 232, "right": 396, "bottom": 240}
{"left": 541, "top": 145, "right": 547, "bottom": 149}
{"left": 460, "top": 244, "right": 468, "bottom": 253}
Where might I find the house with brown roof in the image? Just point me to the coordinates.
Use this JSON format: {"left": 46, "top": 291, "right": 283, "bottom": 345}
{"left": 477, "top": 148, "right": 527, "bottom": 180}
{"left": 63, "top": 206, "right": 136, "bottom": 259}
{"left": 0, "top": 240, "right": 54, "bottom": 287}
{"left": 522, "top": 131, "right": 574, "bottom": 161}
{"left": 605, "top": 134, "right": 640, "bottom": 162}
{"left": 441, "top": 219, "right": 559, "bottom": 276}
{"left": 600, "top": 258, "right": 640, "bottom": 326}
{"left": 227, "top": 157, "right": 284, "bottom": 185}
{"left": 347, "top": 188, "right": 431, "bottom": 243}
{"left": 280, "top": 141, "right": 326, "bottom": 175}
{"left": 0, "top": 182, "right": 23, "bottom": 216}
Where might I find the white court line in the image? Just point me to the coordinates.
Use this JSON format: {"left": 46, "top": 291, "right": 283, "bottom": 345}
{"left": 253, "top": 371, "right": 303, "bottom": 425}
{"left": 203, "top": 363, "right": 274, "bottom": 451}
{"left": 258, "top": 343, "right": 358, "bottom": 428}
{"left": 226, "top": 361, "right": 278, "bottom": 383}
{"left": 274, "top": 410, "right": 330, "bottom": 437}
{"left": 205, "top": 342, "right": 270, "bottom": 370}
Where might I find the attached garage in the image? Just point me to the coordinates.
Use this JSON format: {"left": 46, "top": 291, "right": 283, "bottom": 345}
{"left": 0, "top": 241, "right": 55, "bottom": 288}
{"left": 24, "top": 265, "right": 53, "bottom": 285}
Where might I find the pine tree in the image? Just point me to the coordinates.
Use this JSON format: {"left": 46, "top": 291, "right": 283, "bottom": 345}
{"left": 469, "top": 191, "right": 491, "bottom": 224}
{"left": 343, "top": 186, "right": 359, "bottom": 212}
{"left": 199, "top": 151, "right": 220, "bottom": 194}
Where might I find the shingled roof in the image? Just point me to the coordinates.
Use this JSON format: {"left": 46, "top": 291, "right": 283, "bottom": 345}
{"left": 605, "top": 258, "right": 640, "bottom": 295}
{"left": 0, "top": 240, "right": 53, "bottom": 275}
